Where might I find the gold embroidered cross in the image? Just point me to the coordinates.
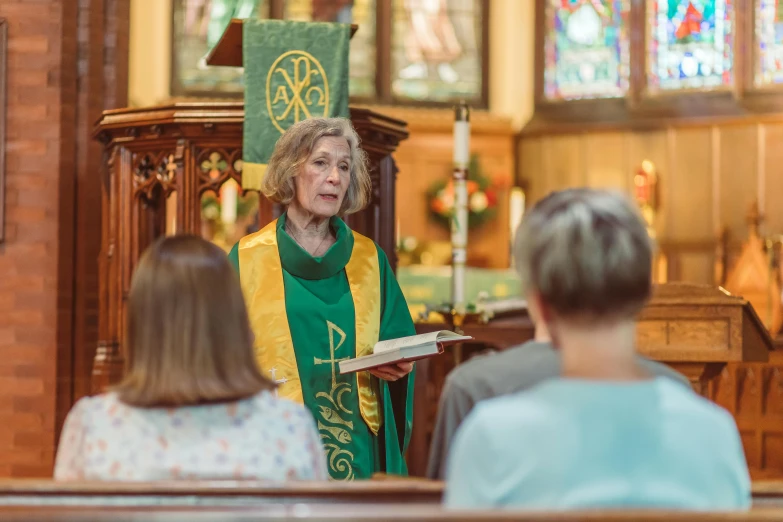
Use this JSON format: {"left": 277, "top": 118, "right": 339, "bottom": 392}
{"left": 314, "top": 321, "right": 349, "bottom": 388}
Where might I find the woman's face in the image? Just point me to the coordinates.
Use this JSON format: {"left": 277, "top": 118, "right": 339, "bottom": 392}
{"left": 293, "top": 136, "right": 351, "bottom": 219}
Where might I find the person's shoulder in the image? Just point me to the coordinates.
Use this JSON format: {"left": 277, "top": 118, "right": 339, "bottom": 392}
{"left": 343, "top": 227, "right": 388, "bottom": 264}
{"left": 462, "top": 382, "right": 561, "bottom": 436}
{"left": 235, "top": 227, "right": 270, "bottom": 250}
{"left": 636, "top": 357, "right": 691, "bottom": 388}
{"left": 445, "top": 341, "right": 558, "bottom": 395}
{"left": 67, "top": 393, "right": 123, "bottom": 423}
{"left": 655, "top": 378, "right": 745, "bottom": 463}
{"left": 249, "top": 391, "right": 314, "bottom": 423}
{"left": 451, "top": 389, "right": 560, "bottom": 469}
{"left": 655, "top": 378, "right": 735, "bottom": 425}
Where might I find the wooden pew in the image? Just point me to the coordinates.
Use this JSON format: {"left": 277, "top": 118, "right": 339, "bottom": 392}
{"left": 750, "top": 481, "right": 783, "bottom": 507}
{"left": 0, "top": 479, "right": 780, "bottom": 510}
{"left": 2, "top": 506, "right": 783, "bottom": 521}
{"left": 0, "top": 478, "right": 443, "bottom": 508}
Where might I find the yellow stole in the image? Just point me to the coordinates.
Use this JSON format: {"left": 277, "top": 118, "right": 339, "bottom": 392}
{"left": 237, "top": 219, "right": 383, "bottom": 435}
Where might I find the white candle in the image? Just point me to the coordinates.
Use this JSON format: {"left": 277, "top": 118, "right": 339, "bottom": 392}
{"left": 221, "top": 180, "right": 238, "bottom": 225}
{"left": 509, "top": 187, "right": 526, "bottom": 267}
{"left": 453, "top": 121, "right": 470, "bottom": 166}
{"left": 451, "top": 102, "right": 470, "bottom": 310}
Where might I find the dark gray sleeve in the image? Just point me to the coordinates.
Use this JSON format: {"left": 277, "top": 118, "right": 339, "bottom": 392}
{"left": 426, "top": 376, "right": 475, "bottom": 480}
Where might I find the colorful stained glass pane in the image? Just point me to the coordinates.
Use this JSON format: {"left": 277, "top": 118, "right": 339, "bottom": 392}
{"left": 172, "top": 0, "right": 268, "bottom": 96}
{"left": 391, "top": 0, "right": 484, "bottom": 103}
{"left": 284, "top": 0, "right": 377, "bottom": 98}
{"left": 646, "top": 0, "right": 733, "bottom": 91}
{"left": 544, "top": 0, "right": 631, "bottom": 100}
{"left": 755, "top": 0, "right": 783, "bottom": 86}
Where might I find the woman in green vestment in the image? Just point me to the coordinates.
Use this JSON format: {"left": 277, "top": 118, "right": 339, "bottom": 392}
{"left": 228, "top": 117, "right": 416, "bottom": 480}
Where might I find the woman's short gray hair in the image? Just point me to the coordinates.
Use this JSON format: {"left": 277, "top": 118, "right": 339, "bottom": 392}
{"left": 260, "top": 117, "right": 371, "bottom": 215}
{"left": 514, "top": 188, "right": 652, "bottom": 321}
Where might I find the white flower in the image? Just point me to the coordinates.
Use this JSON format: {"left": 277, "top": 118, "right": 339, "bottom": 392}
{"left": 440, "top": 191, "right": 454, "bottom": 209}
{"left": 469, "top": 191, "right": 488, "bottom": 213}
{"left": 203, "top": 205, "right": 219, "bottom": 220}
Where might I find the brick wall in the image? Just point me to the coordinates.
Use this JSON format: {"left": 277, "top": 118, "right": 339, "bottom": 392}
{"left": 0, "top": 0, "right": 76, "bottom": 477}
{"left": 0, "top": 0, "right": 128, "bottom": 477}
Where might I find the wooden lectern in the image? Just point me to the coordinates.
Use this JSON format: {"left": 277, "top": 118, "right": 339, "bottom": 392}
{"left": 637, "top": 283, "right": 772, "bottom": 395}
{"left": 90, "top": 20, "right": 408, "bottom": 393}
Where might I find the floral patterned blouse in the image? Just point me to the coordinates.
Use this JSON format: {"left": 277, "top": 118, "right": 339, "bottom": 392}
{"left": 54, "top": 391, "right": 328, "bottom": 481}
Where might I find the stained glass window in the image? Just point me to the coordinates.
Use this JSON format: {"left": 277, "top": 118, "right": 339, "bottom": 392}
{"left": 172, "top": 0, "right": 268, "bottom": 96}
{"left": 646, "top": 0, "right": 733, "bottom": 92}
{"left": 284, "top": 0, "right": 377, "bottom": 98}
{"left": 543, "top": 0, "right": 631, "bottom": 100}
{"left": 391, "top": 0, "right": 484, "bottom": 103}
{"left": 755, "top": 0, "right": 783, "bottom": 86}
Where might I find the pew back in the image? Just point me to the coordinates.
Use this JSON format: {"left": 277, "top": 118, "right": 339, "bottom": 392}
{"left": 0, "top": 480, "right": 781, "bottom": 520}
{"left": 2, "top": 506, "right": 783, "bottom": 521}
{"left": 0, "top": 479, "right": 442, "bottom": 507}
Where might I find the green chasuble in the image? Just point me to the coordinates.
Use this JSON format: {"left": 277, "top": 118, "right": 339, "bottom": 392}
{"left": 229, "top": 215, "right": 416, "bottom": 480}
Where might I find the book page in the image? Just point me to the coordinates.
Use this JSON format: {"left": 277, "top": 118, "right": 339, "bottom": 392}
{"left": 373, "top": 332, "right": 442, "bottom": 354}
{"left": 373, "top": 331, "right": 466, "bottom": 354}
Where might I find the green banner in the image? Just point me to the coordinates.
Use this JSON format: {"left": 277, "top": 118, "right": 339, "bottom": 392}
{"left": 242, "top": 19, "right": 351, "bottom": 189}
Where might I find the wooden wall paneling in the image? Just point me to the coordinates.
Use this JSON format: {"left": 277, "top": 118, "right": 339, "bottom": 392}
{"left": 583, "top": 133, "right": 627, "bottom": 190}
{"left": 659, "top": 128, "right": 713, "bottom": 283}
{"left": 518, "top": 137, "right": 543, "bottom": 203}
{"left": 762, "top": 123, "right": 783, "bottom": 234}
{"left": 719, "top": 125, "right": 759, "bottom": 239}
{"left": 739, "top": 365, "right": 763, "bottom": 420}
{"left": 624, "top": 131, "right": 669, "bottom": 238}
{"left": 467, "top": 132, "right": 513, "bottom": 268}
{"left": 393, "top": 131, "right": 451, "bottom": 246}
{"left": 666, "top": 128, "right": 714, "bottom": 241}
{"left": 541, "top": 134, "right": 584, "bottom": 197}
{"left": 738, "top": 363, "right": 765, "bottom": 474}
{"left": 760, "top": 353, "right": 783, "bottom": 476}
{"left": 676, "top": 253, "right": 716, "bottom": 285}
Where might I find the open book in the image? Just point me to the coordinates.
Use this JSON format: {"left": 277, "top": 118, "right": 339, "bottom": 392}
{"left": 338, "top": 331, "right": 472, "bottom": 374}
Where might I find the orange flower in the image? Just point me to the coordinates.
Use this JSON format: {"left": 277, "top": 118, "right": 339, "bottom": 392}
{"left": 491, "top": 173, "right": 512, "bottom": 189}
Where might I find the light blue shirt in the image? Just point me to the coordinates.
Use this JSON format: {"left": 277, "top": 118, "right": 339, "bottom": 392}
{"left": 444, "top": 377, "right": 751, "bottom": 511}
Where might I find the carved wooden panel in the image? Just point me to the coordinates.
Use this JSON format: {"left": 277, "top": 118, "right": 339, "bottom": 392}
{"left": 710, "top": 354, "right": 783, "bottom": 479}
{"left": 716, "top": 222, "right": 783, "bottom": 479}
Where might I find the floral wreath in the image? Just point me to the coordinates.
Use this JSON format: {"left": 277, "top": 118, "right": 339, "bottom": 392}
{"left": 427, "top": 154, "right": 499, "bottom": 230}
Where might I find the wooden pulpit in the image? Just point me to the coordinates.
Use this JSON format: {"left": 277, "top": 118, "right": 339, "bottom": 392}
{"left": 637, "top": 283, "right": 772, "bottom": 394}
{"left": 90, "top": 21, "right": 409, "bottom": 393}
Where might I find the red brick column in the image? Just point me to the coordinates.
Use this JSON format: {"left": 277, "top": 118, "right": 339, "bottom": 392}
{"left": 0, "top": 0, "right": 129, "bottom": 478}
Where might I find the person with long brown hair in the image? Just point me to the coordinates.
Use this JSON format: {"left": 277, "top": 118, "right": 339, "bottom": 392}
{"left": 54, "top": 235, "right": 327, "bottom": 481}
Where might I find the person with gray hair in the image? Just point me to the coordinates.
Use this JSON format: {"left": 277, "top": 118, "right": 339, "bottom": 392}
{"left": 228, "top": 118, "right": 415, "bottom": 480}
{"left": 444, "top": 188, "right": 750, "bottom": 511}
